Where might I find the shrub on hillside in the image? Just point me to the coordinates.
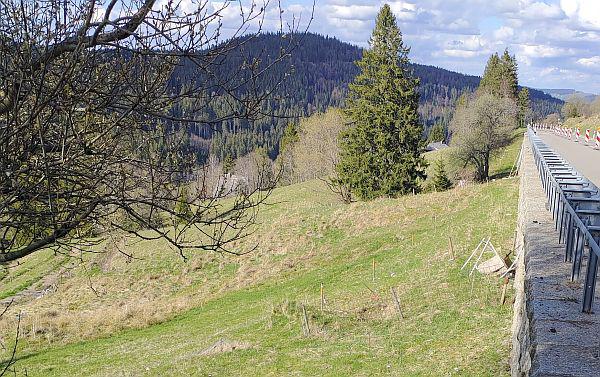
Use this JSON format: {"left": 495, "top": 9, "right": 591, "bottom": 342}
{"left": 431, "top": 159, "right": 453, "bottom": 192}
{"left": 278, "top": 108, "right": 346, "bottom": 184}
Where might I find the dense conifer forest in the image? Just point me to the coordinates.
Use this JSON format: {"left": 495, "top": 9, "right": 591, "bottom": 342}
{"left": 169, "top": 33, "right": 562, "bottom": 162}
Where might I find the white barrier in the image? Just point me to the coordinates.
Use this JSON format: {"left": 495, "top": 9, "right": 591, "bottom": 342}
{"left": 531, "top": 123, "right": 599, "bottom": 151}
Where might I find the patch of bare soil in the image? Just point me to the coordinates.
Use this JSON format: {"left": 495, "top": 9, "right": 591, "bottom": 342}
{"left": 198, "top": 338, "right": 252, "bottom": 356}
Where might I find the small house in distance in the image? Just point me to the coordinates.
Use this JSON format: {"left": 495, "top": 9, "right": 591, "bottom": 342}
{"left": 212, "top": 173, "right": 249, "bottom": 197}
{"left": 425, "top": 141, "right": 449, "bottom": 152}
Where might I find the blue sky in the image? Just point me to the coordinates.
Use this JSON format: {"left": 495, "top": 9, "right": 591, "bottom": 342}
{"left": 210, "top": 0, "right": 600, "bottom": 93}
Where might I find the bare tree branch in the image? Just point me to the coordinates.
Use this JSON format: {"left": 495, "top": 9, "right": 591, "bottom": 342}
{"left": 0, "top": 0, "right": 313, "bottom": 262}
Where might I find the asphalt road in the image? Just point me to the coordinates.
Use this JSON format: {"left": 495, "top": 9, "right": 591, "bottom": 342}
{"left": 538, "top": 130, "right": 600, "bottom": 187}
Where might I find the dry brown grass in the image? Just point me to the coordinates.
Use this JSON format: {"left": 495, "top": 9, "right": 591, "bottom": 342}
{"left": 0, "top": 192, "right": 331, "bottom": 348}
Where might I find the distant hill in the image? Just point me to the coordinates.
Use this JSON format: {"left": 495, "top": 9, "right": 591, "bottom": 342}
{"left": 539, "top": 88, "right": 598, "bottom": 103}
{"left": 171, "top": 33, "right": 564, "bottom": 161}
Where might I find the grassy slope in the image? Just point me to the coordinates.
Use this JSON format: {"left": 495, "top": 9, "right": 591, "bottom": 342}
{"left": 0, "top": 250, "right": 69, "bottom": 300}
{"left": 2, "top": 137, "right": 522, "bottom": 376}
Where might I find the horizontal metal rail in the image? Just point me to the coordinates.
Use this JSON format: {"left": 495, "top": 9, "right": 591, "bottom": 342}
{"left": 528, "top": 127, "right": 600, "bottom": 313}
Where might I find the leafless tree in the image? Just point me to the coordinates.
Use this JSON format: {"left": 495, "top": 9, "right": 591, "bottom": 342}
{"left": 232, "top": 147, "right": 277, "bottom": 191}
{"left": 274, "top": 108, "right": 352, "bottom": 201}
{"left": 0, "top": 0, "right": 313, "bottom": 263}
{"left": 543, "top": 113, "right": 561, "bottom": 126}
{"left": 287, "top": 108, "right": 346, "bottom": 183}
{"left": 450, "top": 92, "right": 517, "bottom": 181}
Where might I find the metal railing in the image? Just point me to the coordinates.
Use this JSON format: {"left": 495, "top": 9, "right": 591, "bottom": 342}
{"left": 528, "top": 128, "right": 600, "bottom": 313}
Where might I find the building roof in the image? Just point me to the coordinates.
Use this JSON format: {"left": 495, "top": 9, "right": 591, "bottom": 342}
{"left": 425, "top": 142, "right": 449, "bottom": 152}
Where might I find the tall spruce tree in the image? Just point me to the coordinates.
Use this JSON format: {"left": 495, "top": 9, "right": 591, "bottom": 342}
{"left": 479, "top": 50, "right": 518, "bottom": 100}
{"left": 501, "top": 50, "right": 519, "bottom": 99}
{"left": 479, "top": 53, "right": 502, "bottom": 96}
{"left": 334, "top": 4, "right": 426, "bottom": 200}
{"left": 517, "top": 88, "right": 531, "bottom": 127}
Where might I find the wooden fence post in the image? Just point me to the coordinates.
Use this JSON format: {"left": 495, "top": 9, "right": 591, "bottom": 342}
{"left": 372, "top": 258, "right": 376, "bottom": 283}
{"left": 500, "top": 277, "right": 510, "bottom": 305}
{"left": 302, "top": 304, "right": 310, "bottom": 336}
{"left": 320, "top": 283, "right": 325, "bottom": 312}
{"left": 390, "top": 287, "right": 403, "bottom": 318}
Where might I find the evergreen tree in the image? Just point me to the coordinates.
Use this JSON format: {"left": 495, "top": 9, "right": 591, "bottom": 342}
{"left": 431, "top": 159, "right": 452, "bottom": 192}
{"left": 479, "top": 53, "right": 502, "bottom": 96}
{"left": 279, "top": 123, "right": 299, "bottom": 155}
{"left": 517, "top": 88, "right": 531, "bottom": 127}
{"left": 479, "top": 50, "right": 518, "bottom": 100}
{"left": 276, "top": 123, "right": 299, "bottom": 184}
{"left": 455, "top": 92, "right": 471, "bottom": 109}
{"left": 333, "top": 5, "right": 427, "bottom": 200}
{"left": 500, "top": 50, "right": 519, "bottom": 99}
{"left": 222, "top": 154, "right": 234, "bottom": 175}
{"left": 175, "top": 186, "right": 192, "bottom": 223}
{"left": 427, "top": 122, "right": 446, "bottom": 143}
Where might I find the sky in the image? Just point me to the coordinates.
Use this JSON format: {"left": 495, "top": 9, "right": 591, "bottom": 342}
{"left": 212, "top": 0, "right": 600, "bottom": 93}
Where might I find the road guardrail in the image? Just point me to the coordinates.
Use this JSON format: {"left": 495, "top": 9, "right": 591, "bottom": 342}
{"left": 528, "top": 127, "right": 600, "bottom": 313}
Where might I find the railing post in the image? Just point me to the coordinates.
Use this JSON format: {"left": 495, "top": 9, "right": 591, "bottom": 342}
{"left": 583, "top": 244, "right": 599, "bottom": 313}
{"left": 558, "top": 204, "right": 567, "bottom": 244}
{"left": 564, "top": 215, "right": 573, "bottom": 262}
{"left": 572, "top": 229, "right": 584, "bottom": 280}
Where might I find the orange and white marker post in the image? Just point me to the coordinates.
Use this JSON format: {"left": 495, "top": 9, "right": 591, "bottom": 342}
{"left": 596, "top": 130, "right": 600, "bottom": 150}
{"left": 575, "top": 128, "right": 580, "bottom": 142}
{"left": 585, "top": 129, "right": 591, "bottom": 144}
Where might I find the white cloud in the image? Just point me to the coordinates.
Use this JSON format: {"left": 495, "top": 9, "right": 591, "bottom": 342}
{"left": 540, "top": 67, "right": 559, "bottom": 76}
{"left": 520, "top": 44, "right": 573, "bottom": 58}
{"left": 560, "top": 0, "right": 579, "bottom": 17}
{"left": 493, "top": 26, "right": 514, "bottom": 41}
{"left": 577, "top": 56, "right": 600, "bottom": 67}
{"left": 442, "top": 49, "right": 479, "bottom": 58}
{"left": 519, "top": 2, "right": 563, "bottom": 20}
{"left": 388, "top": 1, "right": 417, "bottom": 21}
{"left": 327, "top": 5, "right": 379, "bottom": 21}
{"left": 560, "top": 0, "right": 600, "bottom": 29}
{"left": 447, "top": 18, "right": 471, "bottom": 32}
{"left": 446, "top": 35, "right": 487, "bottom": 51}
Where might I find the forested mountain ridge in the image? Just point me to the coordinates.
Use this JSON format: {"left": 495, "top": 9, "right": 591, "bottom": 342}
{"left": 172, "top": 32, "right": 562, "bottom": 162}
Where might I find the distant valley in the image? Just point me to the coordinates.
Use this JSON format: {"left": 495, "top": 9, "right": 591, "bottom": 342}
{"left": 539, "top": 88, "right": 598, "bottom": 102}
